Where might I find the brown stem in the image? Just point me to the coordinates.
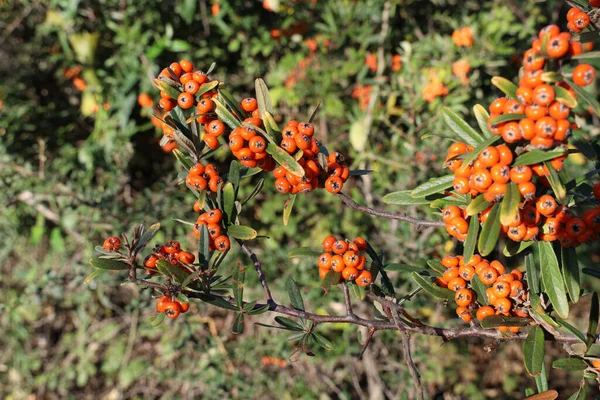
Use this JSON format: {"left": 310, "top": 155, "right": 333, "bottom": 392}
{"left": 401, "top": 332, "right": 424, "bottom": 400}
{"left": 235, "top": 238, "right": 275, "bottom": 306}
{"left": 337, "top": 192, "right": 445, "bottom": 228}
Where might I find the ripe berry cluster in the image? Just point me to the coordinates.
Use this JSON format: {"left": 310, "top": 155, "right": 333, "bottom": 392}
{"left": 192, "top": 208, "right": 230, "bottom": 252}
{"left": 317, "top": 236, "right": 372, "bottom": 287}
{"left": 566, "top": 6, "right": 593, "bottom": 33}
{"left": 156, "top": 295, "right": 189, "bottom": 319}
{"left": 102, "top": 236, "right": 122, "bottom": 252}
{"left": 274, "top": 120, "right": 350, "bottom": 194}
{"left": 156, "top": 60, "right": 223, "bottom": 150}
{"left": 143, "top": 240, "right": 196, "bottom": 275}
{"left": 228, "top": 97, "right": 276, "bottom": 171}
{"left": 438, "top": 254, "right": 528, "bottom": 333}
{"left": 185, "top": 162, "right": 224, "bottom": 193}
{"left": 443, "top": 21, "right": 600, "bottom": 248}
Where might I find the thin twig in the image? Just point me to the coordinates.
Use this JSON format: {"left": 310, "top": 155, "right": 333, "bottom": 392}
{"left": 401, "top": 332, "right": 424, "bottom": 400}
{"left": 236, "top": 238, "right": 275, "bottom": 306}
{"left": 337, "top": 192, "right": 445, "bottom": 228}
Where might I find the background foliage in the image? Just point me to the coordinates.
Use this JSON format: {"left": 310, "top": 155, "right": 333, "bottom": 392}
{"left": 2, "top": 0, "right": 599, "bottom": 398}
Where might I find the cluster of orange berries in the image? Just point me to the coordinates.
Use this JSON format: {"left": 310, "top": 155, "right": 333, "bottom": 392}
{"left": 156, "top": 295, "right": 189, "bottom": 319}
{"left": 352, "top": 84, "right": 372, "bottom": 110}
{"left": 143, "top": 240, "right": 196, "bottom": 275}
{"left": 192, "top": 208, "right": 230, "bottom": 252}
{"left": 566, "top": 6, "right": 593, "bottom": 33}
{"left": 185, "top": 162, "right": 224, "bottom": 194}
{"left": 156, "top": 60, "right": 225, "bottom": 150}
{"left": 317, "top": 236, "right": 373, "bottom": 287}
{"left": 227, "top": 97, "right": 276, "bottom": 171}
{"left": 423, "top": 75, "right": 449, "bottom": 103}
{"left": 274, "top": 123, "right": 349, "bottom": 195}
{"left": 437, "top": 254, "right": 529, "bottom": 333}
{"left": 63, "top": 66, "right": 86, "bottom": 91}
{"left": 451, "top": 27, "right": 473, "bottom": 47}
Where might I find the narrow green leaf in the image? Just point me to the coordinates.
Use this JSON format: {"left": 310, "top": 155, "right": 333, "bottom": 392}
{"left": 504, "top": 240, "right": 535, "bottom": 257}
{"left": 539, "top": 241, "right": 569, "bottom": 319}
{"left": 385, "top": 263, "right": 426, "bottom": 273}
{"left": 312, "top": 332, "right": 333, "bottom": 350}
{"left": 543, "top": 162, "right": 566, "bottom": 205}
{"left": 554, "top": 85, "right": 578, "bottom": 108}
{"left": 83, "top": 268, "right": 105, "bottom": 284}
{"left": 587, "top": 292, "right": 599, "bottom": 351}
{"left": 466, "top": 195, "right": 490, "bottom": 217}
{"left": 150, "top": 313, "right": 166, "bottom": 327}
{"left": 246, "top": 304, "right": 270, "bottom": 315}
{"left": 470, "top": 274, "right": 489, "bottom": 306}
{"left": 198, "top": 293, "right": 239, "bottom": 311}
{"left": 462, "top": 216, "right": 479, "bottom": 264}
{"left": 218, "top": 89, "right": 247, "bottom": 121}
{"left": 583, "top": 268, "right": 600, "bottom": 279}
{"left": 320, "top": 270, "right": 341, "bottom": 293}
{"left": 473, "top": 104, "right": 493, "bottom": 137}
{"left": 255, "top": 78, "right": 273, "bottom": 116}
{"left": 223, "top": 182, "right": 236, "bottom": 225}
{"left": 227, "top": 225, "right": 257, "bottom": 240}
{"left": 513, "top": 149, "right": 566, "bottom": 167}
{"left": 410, "top": 272, "right": 454, "bottom": 300}
{"left": 488, "top": 113, "right": 526, "bottom": 125}
{"left": 426, "top": 260, "right": 445, "bottom": 276}
{"left": 565, "top": 78, "right": 600, "bottom": 115}
{"left": 500, "top": 182, "right": 520, "bottom": 226}
{"left": 288, "top": 247, "right": 321, "bottom": 259}
{"left": 561, "top": 247, "right": 580, "bottom": 304}
{"left": 286, "top": 277, "right": 305, "bottom": 311}
{"left": 274, "top": 316, "right": 303, "bottom": 331}
{"left": 429, "top": 196, "right": 469, "bottom": 209}
{"left": 347, "top": 281, "right": 366, "bottom": 301}
{"left": 349, "top": 169, "right": 373, "bottom": 176}
{"left": 491, "top": 76, "right": 518, "bottom": 98}
{"left": 523, "top": 325, "right": 545, "bottom": 376}
{"left": 525, "top": 251, "right": 540, "bottom": 294}
{"left": 156, "top": 259, "right": 189, "bottom": 284}
{"left": 383, "top": 190, "right": 434, "bottom": 205}
{"left": 198, "top": 224, "right": 210, "bottom": 270}
{"left": 134, "top": 223, "right": 161, "bottom": 254}
{"left": 534, "top": 361, "right": 548, "bottom": 393}
{"left": 478, "top": 202, "right": 501, "bottom": 257}
{"left": 232, "top": 313, "right": 245, "bottom": 334}
{"left": 457, "top": 135, "right": 500, "bottom": 174}
{"left": 567, "top": 386, "right": 587, "bottom": 400}
{"left": 555, "top": 317, "right": 586, "bottom": 344}
{"left": 260, "top": 111, "right": 281, "bottom": 144}
{"left": 233, "top": 264, "right": 246, "bottom": 309}
{"left": 571, "top": 50, "right": 600, "bottom": 60}
{"left": 266, "top": 143, "right": 304, "bottom": 177}
{"left": 194, "top": 80, "right": 219, "bottom": 101}
{"left": 283, "top": 194, "right": 296, "bottom": 226}
{"left": 551, "top": 358, "right": 587, "bottom": 371}
{"left": 228, "top": 160, "right": 240, "bottom": 194}
{"left": 441, "top": 107, "right": 483, "bottom": 147}
{"left": 89, "top": 257, "right": 128, "bottom": 271}
{"left": 155, "top": 79, "right": 180, "bottom": 99}
{"left": 410, "top": 174, "right": 454, "bottom": 198}
{"left": 308, "top": 102, "right": 321, "bottom": 123}
{"left": 213, "top": 98, "right": 241, "bottom": 130}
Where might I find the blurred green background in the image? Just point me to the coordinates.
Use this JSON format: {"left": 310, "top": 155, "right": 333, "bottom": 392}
{"left": 2, "top": 0, "right": 599, "bottom": 398}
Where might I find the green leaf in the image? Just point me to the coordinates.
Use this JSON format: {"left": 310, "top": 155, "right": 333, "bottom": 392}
{"left": 266, "top": 143, "right": 304, "bottom": 177}
{"left": 429, "top": 196, "right": 469, "bottom": 209}
{"left": 543, "top": 162, "right": 566, "bottom": 205}
{"left": 223, "top": 183, "right": 236, "bottom": 225}
{"left": 349, "top": 169, "right": 374, "bottom": 176}
{"left": 347, "top": 281, "right": 366, "bottom": 301}
{"left": 472, "top": 104, "right": 493, "bottom": 137}
{"left": 491, "top": 76, "right": 518, "bottom": 98}
{"left": 534, "top": 361, "right": 548, "bottom": 393}
{"left": 470, "top": 274, "right": 489, "bottom": 306}
{"left": 555, "top": 317, "right": 586, "bottom": 344}
{"left": 89, "top": 257, "right": 128, "bottom": 270}
{"left": 488, "top": 113, "right": 525, "bottom": 125}
{"left": 587, "top": 292, "right": 599, "bottom": 351}
{"left": 466, "top": 195, "right": 490, "bottom": 216}
{"left": 233, "top": 263, "right": 246, "bottom": 309}
{"left": 288, "top": 247, "right": 321, "bottom": 259}
{"left": 457, "top": 135, "right": 501, "bottom": 173}
{"left": 500, "top": 182, "right": 520, "bottom": 226}
{"left": 150, "top": 313, "right": 166, "bottom": 327}
{"left": 312, "top": 332, "right": 333, "bottom": 350}
{"left": 410, "top": 272, "right": 454, "bottom": 300}
{"left": 286, "top": 278, "right": 305, "bottom": 311}
{"left": 525, "top": 251, "right": 540, "bottom": 294}
{"left": 567, "top": 387, "right": 587, "bottom": 400}
{"left": 410, "top": 175, "right": 454, "bottom": 198}
{"left": 572, "top": 50, "right": 600, "bottom": 60}
{"left": 565, "top": 78, "right": 600, "bottom": 115}
{"left": 194, "top": 80, "right": 219, "bottom": 101}
{"left": 385, "top": 263, "right": 425, "bottom": 273}
{"left": 478, "top": 202, "right": 501, "bottom": 257}
{"left": 538, "top": 241, "right": 569, "bottom": 319}
{"left": 551, "top": 358, "right": 587, "bottom": 371}
{"left": 523, "top": 325, "right": 545, "bottom": 376}
{"left": 218, "top": 89, "right": 247, "bottom": 121}
{"left": 320, "top": 270, "right": 341, "bottom": 293}
{"left": 255, "top": 78, "right": 273, "bottom": 116}
{"left": 134, "top": 223, "right": 160, "bottom": 254}
{"left": 232, "top": 313, "right": 245, "bottom": 334}
{"left": 213, "top": 98, "right": 241, "bottom": 130}
{"left": 583, "top": 268, "right": 600, "bottom": 280}
{"left": 197, "top": 224, "right": 210, "bottom": 270}
{"left": 441, "top": 107, "right": 483, "bottom": 147}
{"left": 382, "top": 190, "right": 434, "bottom": 205}
{"left": 349, "top": 117, "right": 368, "bottom": 152}
{"left": 554, "top": 85, "right": 578, "bottom": 108}
{"left": 198, "top": 293, "right": 239, "bottom": 311}
{"left": 426, "top": 260, "right": 445, "bottom": 276}
{"left": 246, "top": 304, "right": 270, "bottom": 315}
{"left": 513, "top": 149, "right": 566, "bottom": 167}
{"left": 480, "top": 315, "right": 532, "bottom": 328}
{"left": 227, "top": 225, "right": 257, "bottom": 240}
{"left": 561, "top": 247, "right": 580, "bottom": 304}
{"left": 242, "top": 178, "right": 265, "bottom": 205}
{"left": 462, "top": 216, "right": 479, "bottom": 264}
{"left": 83, "top": 268, "right": 105, "bottom": 284}
{"left": 228, "top": 160, "right": 240, "bottom": 194}
{"left": 261, "top": 111, "right": 281, "bottom": 144}
{"left": 504, "top": 240, "right": 535, "bottom": 257}
{"left": 156, "top": 259, "right": 189, "bottom": 284}
{"left": 274, "top": 316, "right": 303, "bottom": 331}
{"left": 155, "top": 79, "right": 180, "bottom": 99}
{"left": 283, "top": 194, "right": 296, "bottom": 226}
